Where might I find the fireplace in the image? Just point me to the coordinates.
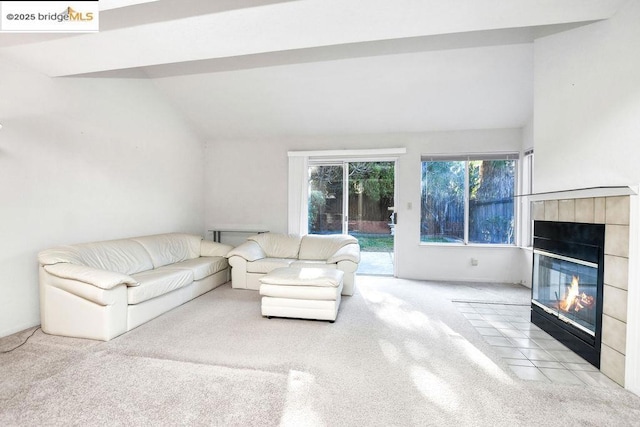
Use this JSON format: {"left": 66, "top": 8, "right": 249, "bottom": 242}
{"left": 531, "top": 221, "right": 605, "bottom": 367}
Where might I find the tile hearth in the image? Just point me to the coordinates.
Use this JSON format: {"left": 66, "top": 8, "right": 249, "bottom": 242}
{"left": 454, "top": 301, "right": 620, "bottom": 388}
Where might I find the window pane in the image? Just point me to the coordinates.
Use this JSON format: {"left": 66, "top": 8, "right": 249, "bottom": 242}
{"left": 308, "top": 165, "right": 344, "bottom": 234}
{"left": 348, "top": 162, "right": 395, "bottom": 252}
{"left": 420, "top": 161, "right": 465, "bottom": 243}
{"left": 468, "top": 160, "right": 515, "bottom": 244}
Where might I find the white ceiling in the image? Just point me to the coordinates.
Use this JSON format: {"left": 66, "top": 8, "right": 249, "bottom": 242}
{"left": 0, "top": 0, "right": 626, "bottom": 140}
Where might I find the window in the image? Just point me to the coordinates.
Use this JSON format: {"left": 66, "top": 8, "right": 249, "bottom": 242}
{"left": 421, "top": 155, "right": 517, "bottom": 245}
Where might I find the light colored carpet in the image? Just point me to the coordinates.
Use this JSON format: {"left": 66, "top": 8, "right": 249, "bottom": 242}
{"left": 1, "top": 276, "right": 639, "bottom": 426}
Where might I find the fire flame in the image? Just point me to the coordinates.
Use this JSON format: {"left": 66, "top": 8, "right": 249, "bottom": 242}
{"left": 559, "top": 275, "right": 594, "bottom": 312}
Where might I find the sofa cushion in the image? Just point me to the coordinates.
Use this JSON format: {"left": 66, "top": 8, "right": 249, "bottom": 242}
{"left": 200, "top": 240, "right": 234, "bottom": 257}
{"left": 43, "top": 264, "right": 139, "bottom": 290}
{"left": 226, "top": 241, "right": 265, "bottom": 262}
{"left": 298, "top": 234, "right": 358, "bottom": 261}
{"left": 246, "top": 258, "right": 294, "bottom": 274}
{"left": 128, "top": 268, "right": 194, "bottom": 304}
{"left": 38, "top": 246, "right": 85, "bottom": 266}
{"left": 165, "top": 257, "right": 229, "bottom": 281}
{"left": 248, "top": 233, "right": 301, "bottom": 259}
{"left": 38, "top": 239, "right": 154, "bottom": 275}
{"left": 132, "top": 233, "right": 202, "bottom": 268}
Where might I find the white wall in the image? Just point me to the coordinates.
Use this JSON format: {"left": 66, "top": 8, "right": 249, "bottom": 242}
{"left": 534, "top": 0, "right": 640, "bottom": 193}
{"left": 0, "top": 56, "right": 205, "bottom": 337}
{"left": 204, "top": 139, "right": 289, "bottom": 240}
{"left": 533, "top": 0, "right": 640, "bottom": 395}
{"left": 205, "top": 128, "right": 524, "bottom": 284}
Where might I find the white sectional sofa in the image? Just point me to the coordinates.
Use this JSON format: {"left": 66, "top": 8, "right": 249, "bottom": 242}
{"left": 38, "top": 233, "right": 232, "bottom": 341}
{"left": 227, "top": 233, "right": 360, "bottom": 295}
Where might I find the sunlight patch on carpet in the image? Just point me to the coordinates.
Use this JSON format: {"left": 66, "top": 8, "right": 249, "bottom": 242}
{"left": 360, "top": 288, "right": 440, "bottom": 335}
{"left": 280, "top": 370, "right": 324, "bottom": 427}
{"left": 410, "top": 366, "right": 460, "bottom": 412}
{"left": 378, "top": 339, "right": 401, "bottom": 364}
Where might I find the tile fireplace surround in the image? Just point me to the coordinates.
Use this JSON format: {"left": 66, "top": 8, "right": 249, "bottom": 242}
{"left": 532, "top": 194, "right": 631, "bottom": 386}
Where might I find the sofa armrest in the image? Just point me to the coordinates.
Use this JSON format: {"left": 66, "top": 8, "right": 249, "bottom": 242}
{"left": 200, "top": 240, "right": 234, "bottom": 257}
{"left": 327, "top": 243, "right": 360, "bottom": 264}
{"left": 226, "top": 241, "right": 266, "bottom": 262}
{"left": 43, "top": 264, "right": 138, "bottom": 290}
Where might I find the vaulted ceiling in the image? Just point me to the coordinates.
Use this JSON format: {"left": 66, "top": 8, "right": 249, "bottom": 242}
{"left": 0, "top": 0, "right": 626, "bottom": 140}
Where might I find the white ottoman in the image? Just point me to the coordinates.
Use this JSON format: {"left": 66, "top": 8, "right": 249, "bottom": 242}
{"left": 259, "top": 267, "right": 344, "bottom": 322}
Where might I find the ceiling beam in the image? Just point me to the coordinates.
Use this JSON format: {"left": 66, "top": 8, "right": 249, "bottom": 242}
{"left": 0, "top": 0, "right": 624, "bottom": 77}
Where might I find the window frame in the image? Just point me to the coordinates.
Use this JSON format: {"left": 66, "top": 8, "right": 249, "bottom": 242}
{"left": 420, "top": 153, "right": 519, "bottom": 246}
{"left": 521, "top": 148, "right": 534, "bottom": 248}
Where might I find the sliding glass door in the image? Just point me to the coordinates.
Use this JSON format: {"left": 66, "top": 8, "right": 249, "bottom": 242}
{"left": 308, "top": 160, "right": 395, "bottom": 275}
{"left": 347, "top": 160, "right": 395, "bottom": 237}
{"left": 308, "top": 164, "right": 345, "bottom": 234}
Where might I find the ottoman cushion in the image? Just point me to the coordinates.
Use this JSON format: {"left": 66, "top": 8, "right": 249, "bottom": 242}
{"left": 259, "top": 267, "right": 344, "bottom": 288}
